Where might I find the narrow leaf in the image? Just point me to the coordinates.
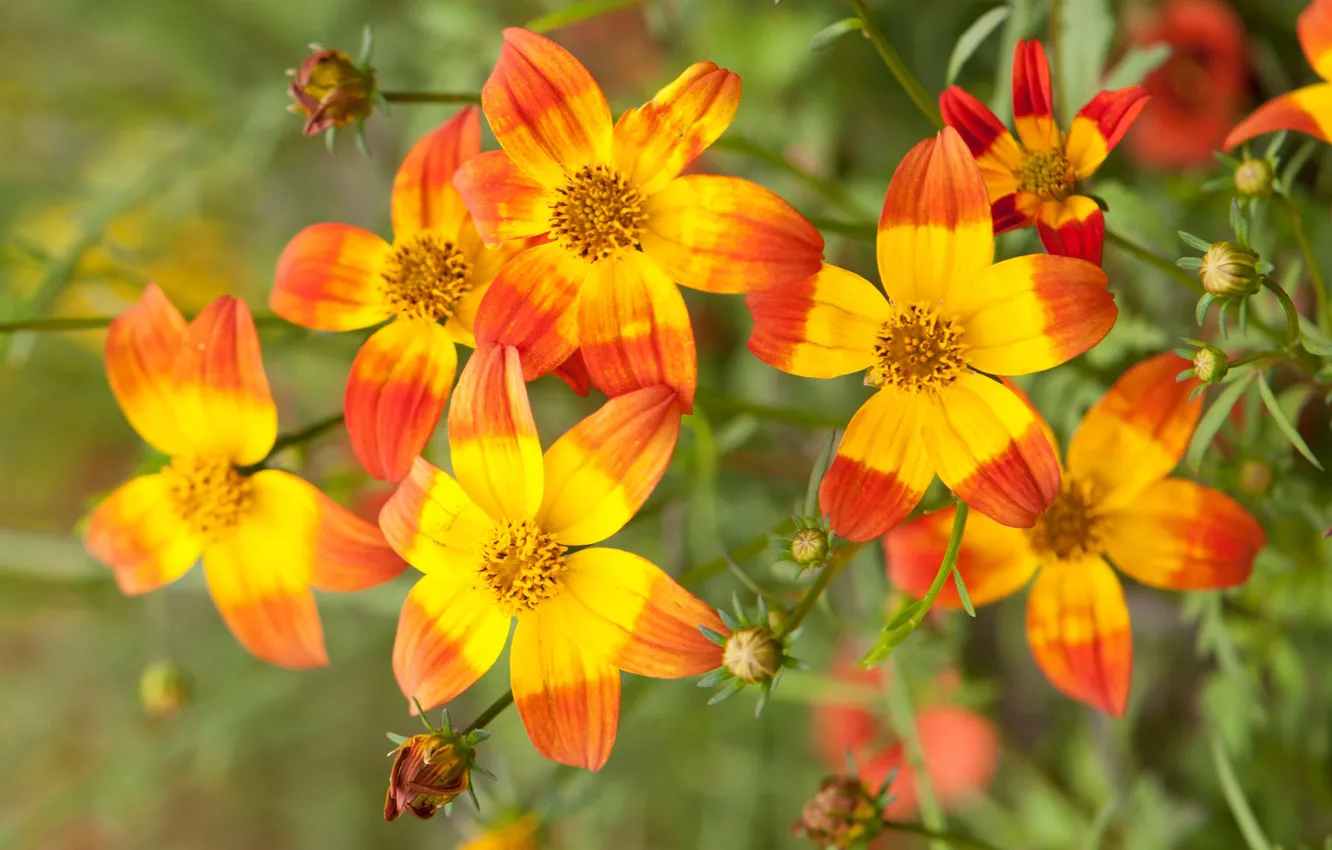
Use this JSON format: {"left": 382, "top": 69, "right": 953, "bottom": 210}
{"left": 699, "top": 626, "right": 728, "bottom": 647}
{"left": 1187, "top": 371, "right": 1255, "bottom": 470}
{"left": 697, "top": 668, "right": 731, "bottom": 689}
{"left": 707, "top": 678, "right": 746, "bottom": 706}
{"left": 810, "top": 17, "right": 865, "bottom": 52}
{"left": 386, "top": 732, "right": 408, "bottom": 746}
{"left": 1102, "top": 42, "right": 1171, "bottom": 89}
{"left": 1257, "top": 372, "right": 1323, "bottom": 469}
{"left": 952, "top": 567, "right": 976, "bottom": 617}
{"left": 946, "top": 6, "right": 1012, "bottom": 85}
{"left": 1300, "top": 317, "right": 1332, "bottom": 355}
{"left": 1179, "top": 230, "right": 1214, "bottom": 252}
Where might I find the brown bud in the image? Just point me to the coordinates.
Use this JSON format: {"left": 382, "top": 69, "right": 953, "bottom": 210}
{"left": 722, "top": 626, "right": 783, "bottom": 684}
{"left": 384, "top": 734, "right": 470, "bottom": 821}
{"left": 1233, "top": 158, "right": 1275, "bottom": 198}
{"left": 1192, "top": 345, "right": 1228, "bottom": 384}
{"left": 288, "top": 48, "right": 374, "bottom": 136}
{"left": 1198, "top": 242, "right": 1261, "bottom": 298}
{"left": 791, "top": 775, "right": 879, "bottom": 848}
{"left": 791, "top": 528, "right": 830, "bottom": 567}
{"left": 139, "top": 660, "right": 190, "bottom": 718}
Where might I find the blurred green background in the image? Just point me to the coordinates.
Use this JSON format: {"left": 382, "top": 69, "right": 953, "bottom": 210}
{"left": 4, "top": 0, "right": 1332, "bottom": 848}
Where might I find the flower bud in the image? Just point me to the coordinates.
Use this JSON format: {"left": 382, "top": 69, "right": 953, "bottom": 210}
{"left": 1192, "top": 345, "right": 1229, "bottom": 384}
{"left": 722, "top": 626, "right": 783, "bottom": 684}
{"left": 1233, "top": 158, "right": 1275, "bottom": 198}
{"left": 384, "top": 734, "right": 470, "bottom": 821}
{"left": 790, "top": 528, "right": 830, "bottom": 567}
{"left": 790, "top": 775, "right": 879, "bottom": 848}
{"left": 1238, "top": 459, "right": 1273, "bottom": 495}
{"left": 1198, "top": 242, "right": 1261, "bottom": 298}
{"left": 287, "top": 48, "right": 375, "bottom": 136}
{"left": 139, "top": 660, "right": 190, "bottom": 718}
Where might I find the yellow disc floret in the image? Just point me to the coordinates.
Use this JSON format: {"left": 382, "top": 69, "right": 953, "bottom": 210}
{"left": 1015, "top": 150, "right": 1076, "bottom": 199}
{"left": 380, "top": 232, "right": 474, "bottom": 322}
{"left": 549, "top": 164, "right": 647, "bottom": 262}
{"left": 1026, "top": 479, "right": 1106, "bottom": 563}
{"left": 162, "top": 455, "right": 253, "bottom": 541}
{"left": 478, "top": 519, "right": 569, "bottom": 615}
{"left": 866, "top": 302, "right": 968, "bottom": 393}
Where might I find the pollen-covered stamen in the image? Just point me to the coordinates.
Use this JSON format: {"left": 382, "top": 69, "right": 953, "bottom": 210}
{"left": 379, "top": 232, "right": 473, "bottom": 322}
{"left": 162, "top": 455, "right": 253, "bottom": 541}
{"left": 549, "top": 164, "right": 648, "bottom": 262}
{"left": 866, "top": 302, "right": 968, "bottom": 393}
{"left": 1015, "top": 150, "right": 1076, "bottom": 199}
{"left": 1026, "top": 479, "right": 1106, "bottom": 563}
{"left": 478, "top": 519, "right": 569, "bottom": 615}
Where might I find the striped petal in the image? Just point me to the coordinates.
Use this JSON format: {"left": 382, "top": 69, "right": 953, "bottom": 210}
{"left": 614, "top": 61, "right": 741, "bottom": 196}
{"left": 939, "top": 85, "right": 1024, "bottom": 199}
{"left": 482, "top": 28, "right": 613, "bottom": 187}
{"left": 380, "top": 457, "right": 494, "bottom": 574}
{"left": 745, "top": 264, "right": 887, "bottom": 379}
{"left": 1104, "top": 478, "right": 1264, "bottom": 590}
{"left": 885, "top": 505, "right": 1039, "bottom": 609}
{"left": 391, "top": 106, "right": 481, "bottom": 239}
{"left": 537, "top": 386, "right": 682, "bottom": 547}
{"left": 1011, "top": 39, "right": 1061, "bottom": 152}
{"left": 172, "top": 296, "right": 277, "bottom": 466}
{"left": 876, "top": 128, "right": 993, "bottom": 307}
{"left": 1224, "top": 83, "right": 1332, "bottom": 148}
{"left": 552, "top": 347, "right": 594, "bottom": 396}
{"left": 346, "top": 319, "right": 457, "bottom": 482}
{"left": 1301, "top": 0, "right": 1332, "bottom": 81}
{"left": 1035, "top": 196, "right": 1106, "bottom": 266}
{"left": 922, "top": 372, "right": 1059, "bottom": 529}
{"left": 1064, "top": 87, "right": 1150, "bottom": 178}
{"left": 819, "top": 386, "right": 933, "bottom": 542}
{"left": 301, "top": 483, "right": 407, "bottom": 593}
{"left": 640, "top": 175, "right": 824, "bottom": 294}
{"left": 393, "top": 572, "right": 511, "bottom": 712}
{"left": 105, "top": 283, "right": 190, "bottom": 455}
{"left": 954, "top": 253, "right": 1115, "bottom": 375}
{"left": 549, "top": 547, "right": 724, "bottom": 677}
{"left": 1066, "top": 352, "right": 1202, "bottom": 511}
{"left": 1026, "top": 557, "right": 1132, "bottom": 716}
{"left": 512, "top": 611, "right": 620, "bottom": 770}
{"left": 271, "top": 223, "right": 393, "bottom": 331}
{"left": 472, "top": 242, "right": 587, "bottom": 382}
{"left": 84, "top": 473, "right": 202, "bottom": 595}
{"left": 578, "top": 251, "right": 697, "bottom": 409}
{"left": 449, "top": 217, "right": 524, "bottom": 346}
{"left": 448, "top": 345, "right": 544, "bottom": 522}
{"left": 452, "top": 150, "right": 555, "bottom": 248}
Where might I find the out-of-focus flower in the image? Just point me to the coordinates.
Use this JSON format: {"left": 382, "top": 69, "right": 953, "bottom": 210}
{"left": 287, "top": 47, "right": 375, "bottom": 136}
{"left": 384, "top": 734, "right": 471, "bottom": 821}
{"left": 382, "top": 347, "right": 722, "bottom": 770}
{"left": 139, "top": 659, "right": 190, "bottom": 718}
{"left": 1126, "top": 0, "right": 1248, "bottom": 169}
{"left": 886, "top": 354, "right": 1266, "bottom": 715}
{"left": 453, "top": 28, "right": 824, "bottom": 410}
{"left": 1227, "top": 0, "right": 1332, "bottom": 148}
{"left": 790, "top": 775, "right": 881, "bottom": 848}
{"left": 1197, "top": 240, "right": 1262, "bottom": 297}
{"left": 460, "top": 813, "right": 541, "bottom": 850}
{"left": 83, "top": 287, "right": 405, "bottom": 668}
{"left": 941, "top": 39, "right": 1148, "bottom": 264}
{"left": 746, "top": 128, "right": 1116, "bottom": 542}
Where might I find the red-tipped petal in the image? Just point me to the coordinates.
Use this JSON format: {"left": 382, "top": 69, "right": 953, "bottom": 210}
{"left": 1035, "top": 196, "right": 1107, "bottom": 266}
{"left": 379, "top": 457, "right": 494, "bottom": 573}
{"left": 1065, "top": 87, "right": 1150, "bottom": 177}
{"left": 391, "top": 107, "right": 481, "bottom": 239}
{"left": 472, "top": 242, "right": 587, "bottom": 382}
{"left": 1011, "top": 39, "right": 1061, "bottom": 152}
{"left": 105, "top": 284, "right": 191, "bottom": 456}
{"left": 1224, "top": 83, "right": 1332, "bottom": 148}
{"left": 452, "top": 150, "right": 555, "bottom": 248}
{"left": 272, "top": 223, "right": 392, "bottom": 331}
{"left": 939, "top": 85, "right": 1023, "bottom": 201}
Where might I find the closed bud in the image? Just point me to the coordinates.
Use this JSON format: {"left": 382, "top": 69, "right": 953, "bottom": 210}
{"left": 723, "top": 626, "right": 783, "bottom": 684}
{"left": 287, "top": 48, "right": 375, "bottom": 136}
{"left": 1192, "top": 345, "right": 1228, "bottom": 384}
{"left": 384, "top": 734, "right": 470, "bottom": 821}
{"left": 1238, "top": 459, "right": 1273, "bottom": 495}
{"left": 1233, "top": 158, "right": 1275, "bottom": 198}
{"left": 790, "top": 528, "right": 830, "bottom": 567}
{"left": 1198, "top": 242, "right": 1261, "bottom": 298}
{"left": 139, "top": 660, "right": 190, "bottom": 718}
{"left": 791, "top": 775, "right": 879, "bottom": 848}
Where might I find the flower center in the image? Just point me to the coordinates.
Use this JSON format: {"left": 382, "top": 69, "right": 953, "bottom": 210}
{"left": 162, "top": 455, "right": 253, "bottom": 541}
{"left": 549, "top": 164, "right": 647, "bottom": 262}
{"left": 1025, "top": 479, "right": 1105, "bottom": 563}
{"left": 865, "top": 302, "right": 968, "bottom": 393}
{"left": 1015, "top": 150, "right": 1075, "bottom": 199}
{"left": 379, "top": 232, "right": 473, "bottom": 322}
{"left": 478, "top": 519, "right": 568, "bottom": 615}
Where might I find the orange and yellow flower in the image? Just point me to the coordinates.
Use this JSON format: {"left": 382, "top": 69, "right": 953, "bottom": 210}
{"left": 885, "top": 353, "right": 1266, "bottom": 715}
{"left": 460, "top": 814, "right": 541, "bottom": 850}
{"left": 271, "top": 108, "right": 529, "bottom": 482}
{"left": 453, "top": 28, "right": 825, "bottom": 411}
{"left": 746, "top": 127, "right": 1117, "bottom": 542}
{"left": 84, "top": 286, "right": 405, "bottom": 668}
{"left": 940, "top": 39, "right": 1149, "bottom": 265}
{"left": 1225, "top": 0, "right": 1332, "bottom": 148}
{"left": 381, "top": 345, "right": 723, "bottom": 770}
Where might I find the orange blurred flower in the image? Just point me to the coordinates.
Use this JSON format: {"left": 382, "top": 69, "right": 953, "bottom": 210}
{"left": 1227, "top": 0, "right": 1332, "bottom": 148}
{"left": 746, "top": 128, "right": 1116, "bottom": 542}
{"left": 453, "top": 28, "right": 825, "bottom": 410}
{"left": 381, "top": 346, "right": 722, "bottom": 770}
{"left": 460, "top": 814, "right": 541, "bottom": 850}
{"left": 83, "top": 286, "right": 405, "bottom": 668}
{"left": 885, "top": 353, "right": 1266, "bottom": 715}
{"left": 941, "top": 39, "right": 1149, "bottom": 264}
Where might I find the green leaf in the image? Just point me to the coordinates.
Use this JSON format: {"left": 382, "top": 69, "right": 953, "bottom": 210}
{"left": 1281, "top": 140, "right": 1318, "bottom": 194}
{"left": 1057, "top": 0, "right": 1113, "bottom": 122}
{"left": 946, "top": 6, "right": 1012, "bottom": 85}
{"left": 1187, "top": 371, "right": 1255, "bottom": 470}
{"left": 1177, "top": 257, "right": 1202, "bottom": 271}
{"left": 699, "top": 626, "right": 728, "bottom": 647}
{"left": 696, "top": 668, "right": 730, "bottom": 689}
{"left": 385, "top": 732, "right": 408, "bottom": 746}
{"left": 1102, "top": 42, "right": 1171, "bottom": 89}
{"left": 718, "top": 608, "right": 741, "bottom": 632}
{"left": 810, "top": 17, "right": 864, "bottom": 52}
{"left": 952, "top": 567, "right": 976, "bottom": 617}
{"left": 1229, "top": 198, "right": 1249, "bottom": 246}
{"left": 1264, "top": 130, "right": 1288, "bottom": 159}
{"left": 707, "top": 678, "right": 746, "bottom": 706}
{"left": 1257, "top": 372, "right": 1323, "bottom": 469}
{"left": 525, "top": 0, "right": 645, "bottom": 33}
{"left": 1195, "top": 293, "right": 1214, "bottom": 326}
{"left": 1178, "top": 230, "right": 1213, "bottom": 252}
{"left": 356, "top": 23, "right": 374, "bottom": 68}
{"left": 1300, "top": 317, "right": 1332, "bottom": 355}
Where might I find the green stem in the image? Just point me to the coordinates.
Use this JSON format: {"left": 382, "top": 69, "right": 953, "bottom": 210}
{"left": 1104, "top": 230, "right": 1203, "bottom": 293}
{"left": 1261, "top": 276, "right": 1302, "bottom": 347}
{"left": 1228, "top": 350, "right": 1281, "bottom": 369}
{"left": 0, "top": 312, "right": 287, "bottom": 335}
{"left": 380, "top": 91, "right": 481, "bottom": 104}
{"left": 881, "top": 820, "right": 1003, "bottom": 850}
{"left": 1209, "top": 732, "right": 1273, "bottom": 850}
{"left": 918, "top": 502, "right": 970, "bottom": 619}
{"left": 848, "top": 0, "right": 943, "bottom": 128}
{"left": 677, "top": 519, "right": 798, "bottom": 588}
{"left": 778, "top": 542, "right": 864, "bottom": 639}
{"left": 462, "top": 690, "right": 515, "bottom": 736}
{"left": 261, "top": 413, "right": 346, "bottom": 461}
{"left": 1279, "top": 195, "right": 1329, "bottom": 330}
{"left": 886, "top": 661, "right": 949, "bottom": 850}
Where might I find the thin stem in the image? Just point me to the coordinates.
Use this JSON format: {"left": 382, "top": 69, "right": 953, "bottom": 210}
{"left": 678, "top": 519, "right": 798, "bottom": 587}
{"left": 778, "top": 542, "right": 864, "bottom": 639}
{"left": 462, "top": 691, "right": 515, "bottom": 736}
{"left": 919, "top": 502, "right": 970, "bottom": 618}
{"left": 1228, "top": 349, "right": 1282, "bottom": 369}
{"left": 0, "top": 312, "right": 287, "bottom": 335}
{"left": 1279, "top": 194, "right": 1329, "bottom": 330}
{"left": 848, "top": 0, "right": 943, "bottom": 128}
{"left": 380, "top": 91, "right": 481, "bottom": 104}
{"left": 1104, "top": 230, "right": 1203, "bottom": 293}
{"left": 1261, "top": 276, "right": 1302, "bottom": 347}
{"left": 880, "top": 820, "right": 1003, "bottom": 850}
{"left": 243, "top": 413, "right": 346, "bottom": 473}
{"left": 886, "top": 661, "right": 949, "bottom": 850}
{"left": 1209, "top": 732, "right": 1273, "bottom": 850}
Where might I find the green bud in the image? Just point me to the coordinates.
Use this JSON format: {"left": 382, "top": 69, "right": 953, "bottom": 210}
{"left": 1233, "top": 158, "right": 1275, "bottom": 198}
{"left": 1192, "top": 345, "right": 1229, "bottom": 384}
{"left": 1198, "top": 242, "right": 1261, "bottom": 298}
{"left": 722, "top": 626, "right": 783, "bottom": 684}
{"left": 790, "top": 528, "right": 829, "bottom": 567}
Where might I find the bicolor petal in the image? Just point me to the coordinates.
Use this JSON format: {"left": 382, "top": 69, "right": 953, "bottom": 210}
{"left": 1065, "top": 87, "right": 1150, "bottom": 177}
{"left": 105, "top": 283, "right": 190, "bottom": 455}
{"left": 1011, "top": 39, "right": 1061, "bottom": 152}
{"left": 511, "top": 611, "right": 621, "bottom": 770}
{"left": 819, "top": 385, "right": 934, "bottom": 542}
{"left": 272, "top": 223, "right": 393, "bottom": 331}
{"left": 379, "top": 457, "right": 495, "bottom": 573}
{"left": 482, "top": 28, "right": 613, "bottom": 187}
{"left": 1026, "top": 557, "right": 1132, "bottom": 716}
{"left": 578, "top": 251, "right": 697, "bottom": 409}
{"left": 1066, "top": 352, "right": 1202, "bottom": 511}
{"left": 614, "top": 61, "right": 741, "bottom": 196}
{"left": 1035, "top": 196, "right": 1106, "bottom": 266}
{"left": 346, "top": 319, "right": 458, "bottom": 482}
{"left": 1301, "top": 0, "right": 1332, "bottom": 81}
{"left": 452, "top": 150, "right": 555, "bottom": 248}
{"left": 1104, "top": 478, "right": 1264, "bottom": 590}
{"left": 640, "top": 174, "right": 824, "bottom": 294}
{"left": 1224, "top": 83, "right": 1332, "bottom": 148}
{"left": 939, "top": 85, "right": 1024, "bottom": 198}
{"left": 84, "top": 473, "right": 202, "bottom": 595}
{"left": 448, "top": 345, "right": 544, "bottom": 522}
{"left": 922, "top": 372, "right": 1059, "bottom": 529}
{"left": 472, "top": 242, "right": 587, "bottom": 381}
{"left": 876, "top": 128, "right": 993, "bottom": 307}
{"left": 990, "top": 192, "right": 1030, "bottom": 233}
{"left": 885, "top": 505, "right": 1039, "bottom": 609}
{"left": 391, "top": 106, "right": 481, "bottom": 239}
{"left": 745, "top": 264, "right": 887, "bottom": 379}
